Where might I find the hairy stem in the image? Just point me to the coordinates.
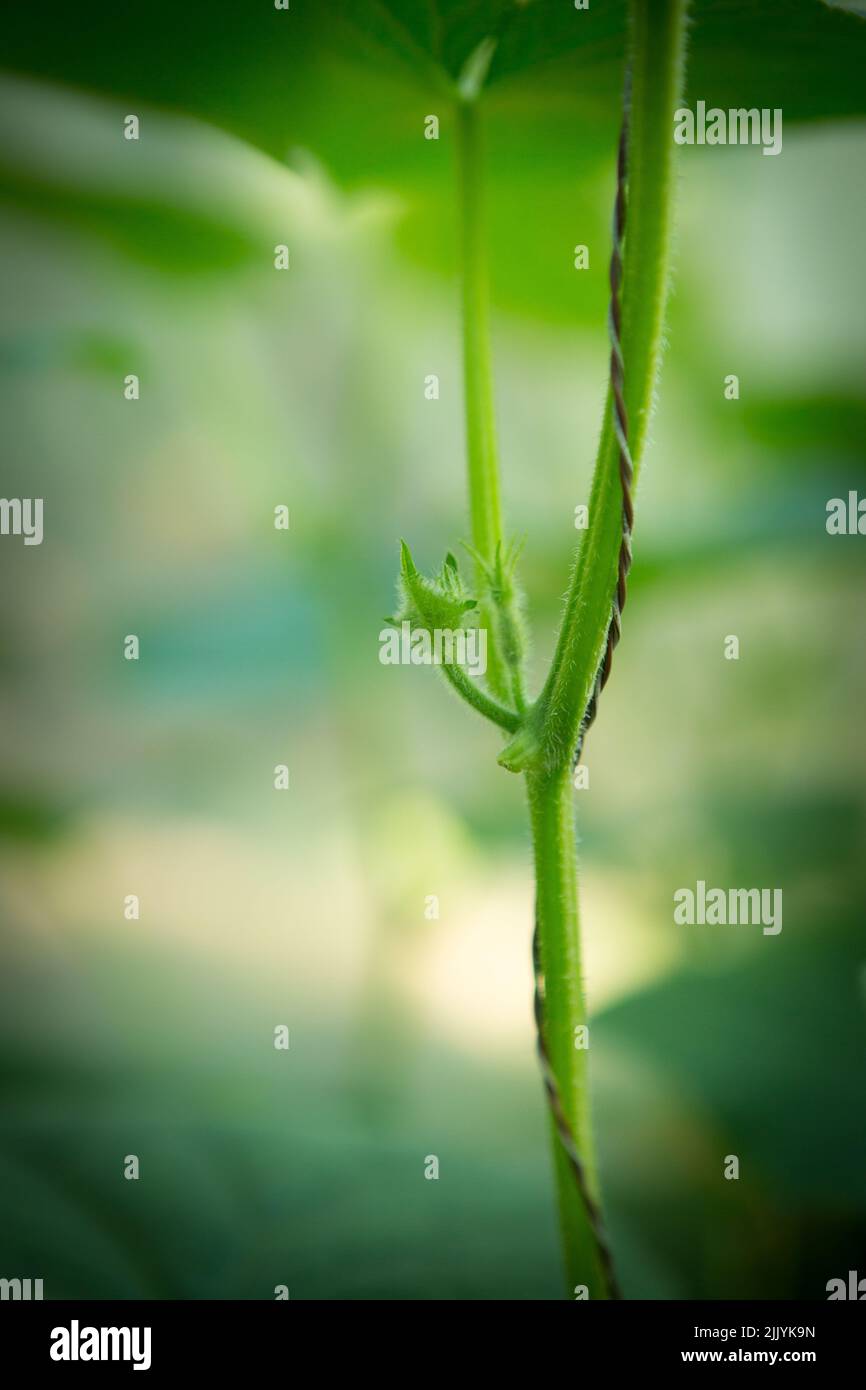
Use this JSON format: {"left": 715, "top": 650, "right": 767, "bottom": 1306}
{"left": 519, "top": 0, "right": 690, "bottom": 1299}
{"left": 456, "top": 95, "right": 501, "bottom": 578}
{"left": 527, "top": 767, "right": 611, "bottom": 1297}
{"left": 441, "top": 661, "right": 521, "bottom": 731}
{"left": 455, "top": 94, "right": 525, "bottom": 709}
{"left": 535, "top": 0, "right": 689, "bottom": 772}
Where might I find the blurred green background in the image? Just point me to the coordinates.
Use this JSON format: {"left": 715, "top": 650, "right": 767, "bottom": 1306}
{"left": 1, "top": 1, "right": 865, "bottom": 1299}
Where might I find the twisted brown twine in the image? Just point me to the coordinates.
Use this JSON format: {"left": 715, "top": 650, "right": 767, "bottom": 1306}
{"left": 532, "top": 925, "right": 622, "bottom": 1299}
{"left": 574, "top": 81, "right": 634, "bottom": 768}
{"left": 532, "top": 78, "right": 633, "bottom": 1303}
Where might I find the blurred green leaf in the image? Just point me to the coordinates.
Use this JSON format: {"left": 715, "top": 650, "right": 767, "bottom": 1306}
{"left": 598, "top": 921, "right": 866, "bottom": 1203}
{"left": 2, "top": 1, "right": 864, "bottom": 168}
{"left": 0, "top": 794, "right": 71, "bottom": 843}
{"left": 0, "top": 74, "right": 363, "bottom": 274}
{"left": 743, "top": 391, "right": 866, "bottom": 458}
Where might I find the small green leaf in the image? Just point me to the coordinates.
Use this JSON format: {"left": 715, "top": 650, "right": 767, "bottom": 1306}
{"left": 396, "top": 542, "right": 478, "bottom": 633}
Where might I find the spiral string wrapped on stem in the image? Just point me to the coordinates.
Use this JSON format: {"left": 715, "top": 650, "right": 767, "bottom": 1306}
{"left": 532, "top": 76, "right": 633, "bottom": 1303}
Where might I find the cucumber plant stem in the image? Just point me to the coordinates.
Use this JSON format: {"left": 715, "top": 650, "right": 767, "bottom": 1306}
{"left": 442, "top": 660, "right": 520, "bottom": 731}
{"left": 455, "top": 95, "right": 525, "bottom": 709}
{"left": 456, "top": 96, "right": 501, "bottom": 575}
{"left": 441, "top": 0, "right": 689, "bottom": 1299}
{"left": 527, "top": 767, "right": 613, "bottom": 1298}
{"left": 536, "top": 0, "right": 689, "bottom": 773}
{"left": 525, "top": 0, "right": 688, "bottom": 1298}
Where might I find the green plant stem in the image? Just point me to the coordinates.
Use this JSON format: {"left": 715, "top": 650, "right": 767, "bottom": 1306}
{"left": 447, "top": 0, "right": 689, "bottom": 1300}
{"left": 533, "top": 0, "right": 689, "bottom": 773}
{"left": 455, "top": 95, "right": 525, "bottom": 710}
{"left": 517, "top": 0, "right": 690, "bottom": 1298}
{"left": 456, "top": 96, "right": 502, "bottom": 581}
{"left": 527, "top": 766, "right": 608, "bottom": 1297}
{"left": 441, "top": 662, "right": 521, "bottom": 732}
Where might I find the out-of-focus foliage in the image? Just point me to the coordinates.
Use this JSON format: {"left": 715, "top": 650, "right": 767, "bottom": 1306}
{"left": 4, "top": 1, "right": 866, "bottom": 156}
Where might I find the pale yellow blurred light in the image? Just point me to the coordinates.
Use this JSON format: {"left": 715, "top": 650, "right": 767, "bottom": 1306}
{"left": 398, "top": 863, "right": 682, "bottom": 1057}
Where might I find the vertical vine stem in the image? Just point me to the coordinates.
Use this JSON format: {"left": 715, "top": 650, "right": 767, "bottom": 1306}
{"left": 528, "top": 765, "right": 620, "bottom": 1298}
{"left": 521, "top": 0, "right": 689, "bottom": 1298}
{"left": 502, "top": 0, "right": 689, "bottom": 776}
{"left": 455, "top": 88, "right": 526, "bottom": 711}
{"left": 527, "top": 85, "right": 632, "bottom": 1303}
{"left": 456, "top": 94, "right": 502, "bottom": 579}
{"left": 448, "top": 0, "right": 689, "bottom": 1299}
